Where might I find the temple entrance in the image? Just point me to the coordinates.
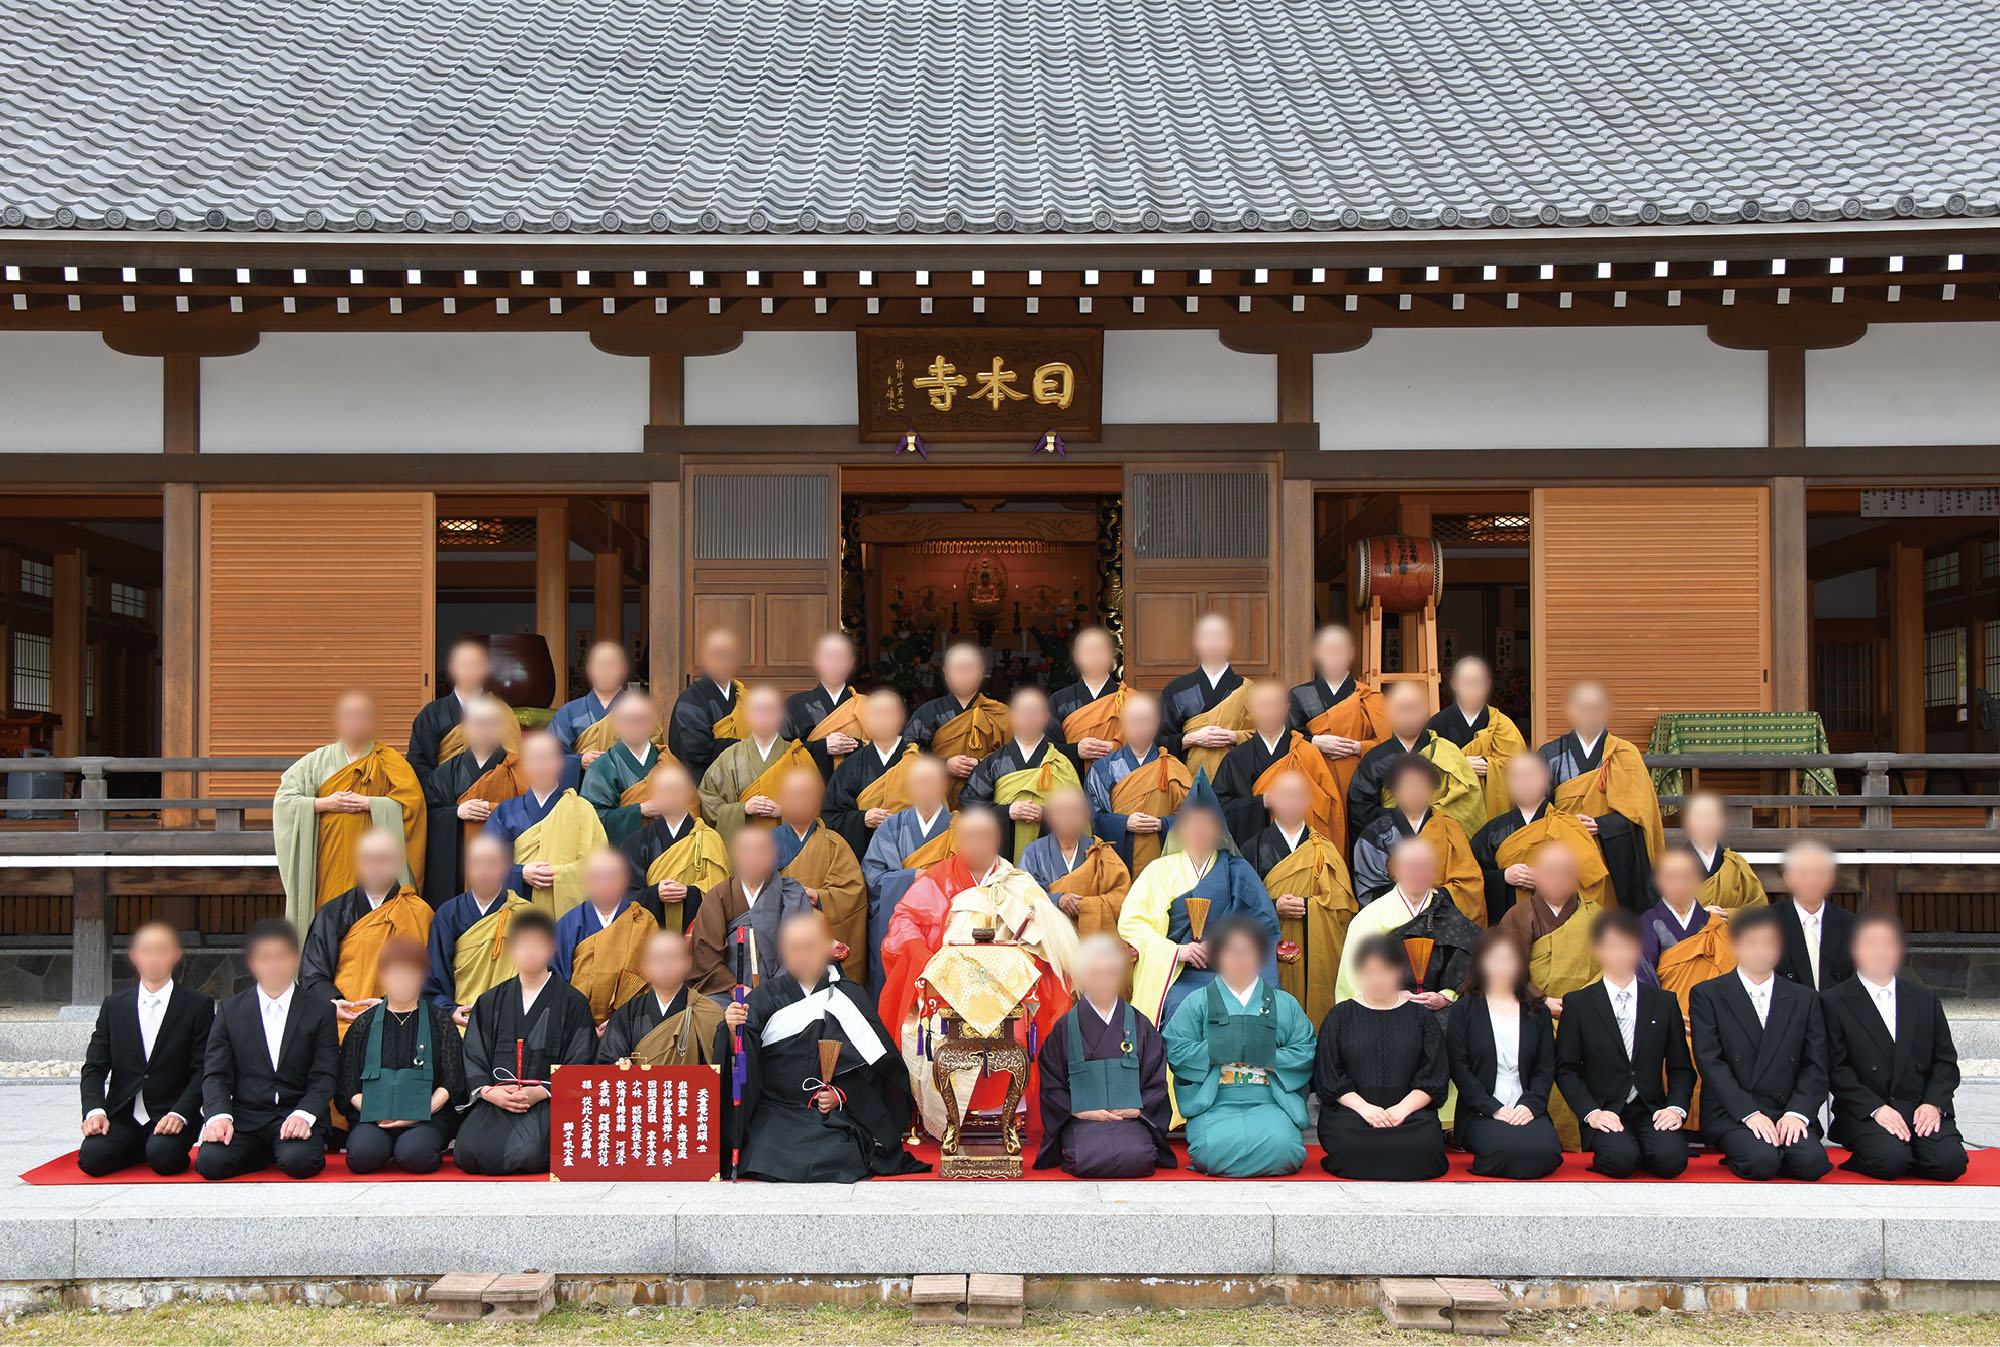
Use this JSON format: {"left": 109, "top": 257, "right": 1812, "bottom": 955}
{"left": 839, "top": 465, "right": 1124, "bottom": 701}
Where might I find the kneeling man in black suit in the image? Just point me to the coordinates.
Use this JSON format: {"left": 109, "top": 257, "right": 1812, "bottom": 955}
{"left": 196, "top": 918, "right": 338, "bottom": 1180}
{"left": 78, "top": 920, "right": 213, "bottom": 1176}
{"left": 1824, "top": 912, "right": 1967, "bottom": 1181}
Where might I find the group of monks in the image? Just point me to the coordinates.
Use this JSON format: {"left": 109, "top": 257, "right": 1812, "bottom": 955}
{"left": 188, "top": 613, "right": 1966, "bottom": 1184}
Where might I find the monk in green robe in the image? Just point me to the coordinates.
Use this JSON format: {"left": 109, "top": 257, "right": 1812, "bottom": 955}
{"left": 581, "top": 693, "right": 673, "bottom": 845}
{"left": 698, "top": 685, "right": 820, "bottom": 842}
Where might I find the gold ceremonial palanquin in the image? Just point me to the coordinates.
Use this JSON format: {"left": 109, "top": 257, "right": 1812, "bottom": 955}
{"left": 915, "top": 938, "right": 1041, "bottom": 1179}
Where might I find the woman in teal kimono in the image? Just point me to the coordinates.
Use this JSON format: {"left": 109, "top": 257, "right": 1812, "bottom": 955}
{"left": 1163, "top": 914, "right": 1315, "bottom": 1177}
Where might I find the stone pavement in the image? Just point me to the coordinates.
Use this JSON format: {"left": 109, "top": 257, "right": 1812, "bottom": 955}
{"left": 3, "top": 1081, "right": 1998, "bottom": 1288}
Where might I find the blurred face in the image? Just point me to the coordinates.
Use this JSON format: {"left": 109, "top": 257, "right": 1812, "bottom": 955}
{"left": 1655, "top": 852, "right": 1703, "bottom": 908}
{"left": 1683, "top": 795, "right": 1726, "bottom": 848}
{"left": 128, "top": 925, "right": 181, "bottom": 986}
{"left": 246, "top": 934, "right": 301, "bottom": 992}
{"left": 1267, "top": 773, "right": 1309, "bottom": 828}
{"left": 778, "top": 767, "right": 823, "bottom": 826}
{"left": 1214, "top": 930, "right": 1262, "bottom": 987}
{"left": 1782, "top": 847, "right": 1837, "bottom": 907}
{"left": 585, "top": 641, "right": 631, "bottom": 694}
{"left": 1249, "top": 682, "right": 1288, "bottom": 735}
{"left": 355, "top": 831, "right": 402, "bottom": 895}
{"left": 1045, "top": 789, "right": 1088, "bottom": 843}
{"left": 1177, "top": 808, "right": 1220, "bottom": 859}
{"left": 699, "top": 630, "right": 741, "bottom": 682}
{"left": 1387, "top": 685, "right": 1429, "bottom": 740}
{"left": 943, "top": 646, "right": 985, "bottom": 699}
{"left": 611, "top": 696, "right": 655, "bottom": 747}
{"left": 813, "top": 634, "right": 855, "bottom": 688}
{"left": 522, "top": 733, "right": 565, "bottom": 792}
{"left": 1595, "top": 927, "right": 1642, "bottom": 980}
{"left": 1851, "top": 921, "right": 1903, "bottom": 983}
{"left": 1193, "top": 615, "right": 1233, "bottom": 668}
{"left": 909, "top": 758, "right": 949, "bottom": 813}
{"left": 446, "top": 641, "right": 491, "bottom": 693}
{"left": 1074, "top": 943, "right": 1125, "bottom": 1005}
{"left": 1355, "top": 950, "right": 1403, "bottom": 1002}
{"left": 333, "top": 693, "right": 377, "bottom": 748}
{"left": 583, "top": 849, "right": 627, "bottom": 909}
{"left": 1534, "top": 844, "right": 1581, "bottom": 903}
{"left": 510, "top": 928, "right": 556, "bottom": 978}
{"left": 379, "top": 958, "right": 424, "bottom": 1007}
{"left": 956, "top": 812, "right": 1002, "bottom": 873}
{"left": 1313, "top": 626, "right": 1355, "bottom": 681}
{"left": 1390, "top": 767, "right": 1433, "bottom": 817}
{"left": 1122, "top": 694, "right": 1160, "bottom": 748}
{"left": 1505, "top": 754, "right": 1551, "bottom": 811}
{"left": 778, "top": 915, "right": 834, "bottom": 986}
{"left": 731, "top": 829, "right": 778, "bottom": 886}
{"left": 861, "top": 690, "right": 906, "bottom": 743}
{"left": 649, "top": 766, "right": 695, "bottom": 820}
{"left": 641, "top": 931, "right": 693, "bottom": 991}
{"left": 1567, "top": 684, "right": 1608, "bottom": 738}
{"left": 1011, "top": 690, "right": 1050, "bottom": 743}
{"left": 745, "top": 686, "right": 785, "bottom": 740}
{"left": 1450, "top": 659, "right": 1491, "bottom": 710}
{"left": 464, "top": 700, "right": 507, "bottom": 758}
{"left": 1733, "top": 921, "right": 1782, "bottom": 977}
{"left": 465, "top": 837, "right": 508, "bottom": 897}
{"left": 1478, "top": 935, "right": 1524, "bottom": 992}
{"left": 1073, "top": 629, "right": 1116, "bottom": 682}
{"left": 1387, "top": 838, "right": 1437, "bottom": 895}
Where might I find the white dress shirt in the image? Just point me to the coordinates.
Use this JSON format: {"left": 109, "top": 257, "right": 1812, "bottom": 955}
{"left": 1487, "top": 1004, "right": 1524, "bottom": 1109}
{"left": 1795, "top": 902, "right": 1826, "bottom": 988}
{"left": 87, "top": 980, "right": 179, "bottom": 1126}
{"left": 1862, "top": 974, "right": 1898, "bottom": 1040}
{"left": 211, "top": 984, "right": 315, "bottom": 1130}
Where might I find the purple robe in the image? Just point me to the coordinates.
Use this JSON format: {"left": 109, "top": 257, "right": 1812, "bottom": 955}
{"left": 1639, "top": 899, "right": 1708, "bottom": 988}
{"left": 1032, "top": 999, "right": 1176, "bottom": 1177}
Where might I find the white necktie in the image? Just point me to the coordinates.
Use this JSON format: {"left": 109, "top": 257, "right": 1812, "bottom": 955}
{"left": 1805, "top": 917, "right": 1822, "bottom": 988}
{"left": 265, "top": 1001, "right": 287, "bottom": 1070}
{"left": 1877, "top": 986, "right": 1896, "bottom": 1040}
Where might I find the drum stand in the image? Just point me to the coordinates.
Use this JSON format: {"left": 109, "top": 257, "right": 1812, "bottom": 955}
{"left": 1361, "top": 597, "right": 1442, "bottom": 712}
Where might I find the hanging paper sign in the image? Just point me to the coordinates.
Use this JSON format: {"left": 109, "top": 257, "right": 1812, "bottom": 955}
{"left": 548, "top": 1063, "right": 722, "bottom": 1181}
{"left": 858, "top": 327, "right": 1103, "bottom": 442}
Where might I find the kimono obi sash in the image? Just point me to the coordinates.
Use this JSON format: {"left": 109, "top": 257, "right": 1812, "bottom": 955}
{"left": 1203, "top": 979, "right": 1277, "bottom": 1071}
{"left": 358, "top": 1005, "right": 434, "bottom": 1124}
{"left": 1066, "top": 1002, "right": 1142, "bottom": 1114}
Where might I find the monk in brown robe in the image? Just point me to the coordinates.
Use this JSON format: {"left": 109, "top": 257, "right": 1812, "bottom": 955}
{"left": 555, "top": 848, "right": 660, "bottom": 1025}
{"left": 1023, "top": 786, "right": 1132, "bottom": 941}
{"left": 1241, "top": 771, "right": 1355, "bottom": 1026}
{"left": 1288, "top": 624, "right": 1388, "bottom": 854}
{"left": 1679, "top": 791, "right": 1770, "bottom": 912}
{"left": 1537, "top": 681, "right": 1665, "bottom": 912}
{"left": 773, "top": 766, "right": 868, "bottom": 984}
{"left": 597, "top": 930, "right": 728, "bottom": 1067}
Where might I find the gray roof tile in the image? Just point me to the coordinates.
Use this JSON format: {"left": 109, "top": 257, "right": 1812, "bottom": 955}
{"left": 0, "top": 0, "right": 1995, "bottom": 236}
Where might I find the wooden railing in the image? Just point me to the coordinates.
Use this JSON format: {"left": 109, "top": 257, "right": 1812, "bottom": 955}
{"left": 1649, "top": 752, "right": 2000, "bottom": 849}
{"left": 0, "top": 756, "right": 292, "bottom": 856}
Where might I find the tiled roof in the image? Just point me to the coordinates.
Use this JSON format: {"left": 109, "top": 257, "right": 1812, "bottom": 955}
{"left": 2, "top": 0, "right": 1996, "bottom": 237}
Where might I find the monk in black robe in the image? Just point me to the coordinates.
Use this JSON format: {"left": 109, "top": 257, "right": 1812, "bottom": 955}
{"left": 419, "top": 695, "right": 519, "bottom": 903}
{"left": 782, "top": 633, "right": 864, "bottom": 781}
{"left": 1212, "top": 680, "right": 1300, "bottom": 843}
{"left": 617, "top": 764, "right": 720, "bottom": 927}
{"left": 726, "top": 911, "right": 926, "bottom": 1182}
{"left": 669, "top": 629, "right": 745, "bottom": 782}
{"left": 907, "top": 643, "right": 1008, "bottom": 805}
{"left": 1536, "top": 682, "right": 1663, "bottom": 913}
{"left": 1157, "top": 613, "right": 1249, "bottom": 776}
{"left": 407, "top": 638, "right": 499, "bottom": 790}
{"left": 823, "top": 690, "right": 916, "bottom": 861}
{"left": 1034, "top": 933, "right": 1174, "bottom": 1177}
{"left": 958, "top": 687, "right": 1077, "bottom": 862}
{"left": 598, "top": 930, "right": 730, "bottom": 1066}
{"left": 456, "top": 907, "right": 596, "bottom": 1175}
{"left": 1049, "top": 625, "right": 1125, "bottom": 777}
{"left": 1346, "top": 682, "right": 1444, "bottom": 850}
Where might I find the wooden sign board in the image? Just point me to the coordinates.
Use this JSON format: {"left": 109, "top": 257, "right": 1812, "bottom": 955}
{"left": 548, "top": 1063, "right": 721, "bottom": 1181}
{"left": 858, "top": 327, "right": 1103, "bottom": 442}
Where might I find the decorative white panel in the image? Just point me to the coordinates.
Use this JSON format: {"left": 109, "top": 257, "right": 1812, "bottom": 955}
{"left": 1316, "top": 327, "right": 1764, "bottom": 450}
{"left": 1103, "top": 331, "right": 1274, "bottom": 422}
{"left": 1807, "top": 324, "right": 2000, "bottom": 446}
{"left": 685, "top": 332, "right": 856, "bottom": 425}
{"left": 203, "top": 333, "right": 645, "bottom": 453}
{"left": 0, "top": 333, "right": 158, "bottom": 452}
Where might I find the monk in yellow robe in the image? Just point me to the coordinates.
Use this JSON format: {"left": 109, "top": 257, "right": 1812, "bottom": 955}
{"left": 1241, "top": 771, "right": 1356, "bottom": 1026}
{"left": 960, "top": 687, "right": 1083, "bottom": 862}
{"left": 1679, "top": 792, "right": 1771, "bottom": 911}
{"left": 1537, "top": 681, "right": 1665, "bottom": 912}
{"left": 1427, "top": 657, "right": 1528, "bottom": 822}
{"left": 1474, "top": 755, "right": 1615, "bottom": 922}
{"left": 1163, "top": 612, "right": 1254, "bottom": 779}
{"left": 483, "top": 731, "right": 605, "bottom": 918}
{"left": 1497, "top": 842, "right": 1602, "bottom": 1151}
{"left": 772, "top": 767, "right": 868, "bottom": 983}
{"left": 620, "top": 763, "right": 728, "bottom": 934}
{"left": 299, "top": 828, "right": 435, "bottom": 1034}
{"left": 273, "top": 691, "right": 427, "bottom": 935}
{"left": 598, "top": 930, "right": 729, "bottom": 1066}
{"left": 1053, "top": 625, "right": 1128, "bottom": 766}
{"left": 1088, "top": 691, "right": 1192, "bottom": 875}
{"left": 1289, "top": 624, "right": 1389, "bottom": 854}
{"left": 912, "top": 642, "right": 1009, "bottom": 807}
{"left": 555, "top": 848, "right": 660, "bottom": 1024}
{"left": 1347, "top": 682, "right": 1484, "bottom": 848}
{"left": 424, "top": 834, "right": 535, "bottom": 1025}
{"left": 698, "top": 684, "right": 819, "bottom": 842}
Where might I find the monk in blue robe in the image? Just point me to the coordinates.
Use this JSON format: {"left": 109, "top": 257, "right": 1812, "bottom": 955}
{"left": 552, "top": 849, "right": 659, "bottom": 1025}
{"left": 1086, "top": 692, "right": 1190, "bottom": 873}
{"left": 424, "top": 834, "right": 532, "bottom": 1022}
{"left": 551, "top": 641, "right": 634, "bottom": 768}
{"left": 1163, "top": 914, "right": 1315, "bottom": 1177}
{"left": 480, "top": 732, "right": 591, "bottom": 909}
{"left": 579, "top": 693, "right": 668, "bottom": 846}
{"left": 1034, "top": 933, "right": 1174, "bottom": 1178}
{"left": 857, "top": 755, "right": 955, "bottom": 990}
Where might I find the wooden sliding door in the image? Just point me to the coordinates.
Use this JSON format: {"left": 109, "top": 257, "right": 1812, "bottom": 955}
{"left": 680, "top": 462, "right": 840, "bottom": 682}
{"left": 1121, "top": 457, "right": 1280, "bottom": 684}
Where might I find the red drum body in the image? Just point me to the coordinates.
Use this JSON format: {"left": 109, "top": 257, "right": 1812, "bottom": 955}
{"left": 1351, "top": 535, "right": 1445, "bottom": 613}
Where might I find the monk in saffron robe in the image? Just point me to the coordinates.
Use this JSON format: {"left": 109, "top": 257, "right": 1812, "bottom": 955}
{"left": 772, "top": 766, "right": 868, "bottom": 984}
{"left": 1680, "top": 791, "right": 1770, "bottom": 912}
{"left": 1050, "top": 625, "right": 1126, "bottom": 775}
{"left": 823, "top": 689, "right": 917, "bottom": 860}
{"left": 1020, "top": 788, "right": 1133, "bottom": 943}
{"left": 299, "top": 829, "right": 435, "bottom": 1032}
{"left": 1346, "top": 682, "right": 1485, "bottom": 851}
{"left": 1496, "top": 841, "right": 1603, "bottom": 1150}
{"left": 668, "top": 629, "right": 749, "bottom": 782}
{"left": 782, "top": 631, "right": 866, "bottom": 780}
{"left": 1646, "top": 847, "right": 1740, "bottom": 1125}
{"left": 598, "top": 930, "right": 728, "bottom": 1066}
{"left": 1241, "top": 771, "right": 1356, "bottom": 1026}
{"left": 482, "top": 731, "right": 603, "bottom": 916}
{"left": 424, "top": 834, "right": 534, "bottom": 1024}
{"left": 859, "top": 755, "right": 956, "bottom": 990}
{"left": 620, "top": 764, "right": 726, "bottom": 933}
{"left": 554, "top": 848, "right": 660, "bottom": 1024}
{"left": 908, "top": 642, "right": 1008, "bottom": 807}
{"left": 687, "top": 826, "right": 817, "bottom": 1000}
{"left": 1537, "top": 681, "right": 1665, "bottom": 912}
{"left": 1474, "top": 753, "right": 1613, "bottom": 926}
{"left": 551, "top": 641, "right": 635, "bottom": 769}
{"left": 406, "top": 638, "right": 523, "bottom": 793}
{"left": 420, "top": 694, "right": 526, "bottom": 904}
{"left": 273, "top": 691, "right": 427, "bottom": 934}
{"left": 699, "top": 684, "right": 818, "bottom": 843}
{"left": 1086, "top": 691, "right": 1191, "bottom": 874}
{"left": 1427, "top": 656, "right": 1527, "bottom": 823}
{"left": 1160, "top": 612, "right": 1253, "bottom": 779}
{"left": 959, "top": 686, "right": 1080, "bottom": 861}
{"left": 1215, "top": 679, "right": 1342, "bottom": 845}
{"left": 1118, "top": 777, "right": 1280, "bottom": 1028}
{"left": 877, "top": 807, "right": 1079, "bottom": 1138}
{"left": 580, "top": 692, "right": 672, "bottom": 846}
{"left": 1288, "top": 624, "right": 1388, "bottom": 855}
{"left": 1353, "top": 754, "right": 1486, "bottom": 925}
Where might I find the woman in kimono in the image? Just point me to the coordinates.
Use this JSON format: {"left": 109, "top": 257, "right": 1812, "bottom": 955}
{"left": 337, "top": 937, "right": 464, "bottom": 1174}
{"left": 1163, "top": 914, "right": 1315, "bottom": 1177}
{"left": 1315, "top": 934, "right": 1450, "bottom": 1181}
{"left": 1446, "top": 927, "right": 1563, "bottom": 1179}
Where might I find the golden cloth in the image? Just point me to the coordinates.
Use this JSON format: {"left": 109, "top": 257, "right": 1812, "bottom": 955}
{"left": 1180, "top": 683, "right": 1252, "bottom": 780}
{"left": 918, "top": 943, "right": 1043, "bottom": 1038}
{"left": 1261, "top": 831, "right": 1355, "bottom": 1026}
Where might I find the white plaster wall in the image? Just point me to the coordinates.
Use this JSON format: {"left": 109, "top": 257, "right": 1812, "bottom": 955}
{"left": 0, "top": 332, "right": 160, "bottom": 452}
{"left": 202, "top": 333, "right": 646, "bottom": 453}
{"left": 1806, "top": 324, "right": 2000, "bottom": 446}
{"left": 1315, "top": 327, "right": 1764, "bottom": 450}
{"left": 1102, "top": 330, "right": 1274, "bottom": 422}
{"left": 685, "top": 331, "right": 857, "bottom": 425}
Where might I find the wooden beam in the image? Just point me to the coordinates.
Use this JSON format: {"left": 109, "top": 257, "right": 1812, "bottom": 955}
{"left": 1889, "top": 542, "right": 1926, "bottom": 753}
{"left": 1276, "top": 348, "right": 1314, "bottom": 424}
{"left": 1770, "top": 476, "right": 1810, "bottom": 710}
{"left": 593, "top": 547, "right": 624, "bottom": 648}
{"left": 648, "top": 353, "right": 685, "bottom": 428}
{"left": 164, "top": 353, "right": 201, "bottom": 454}
{"left": 647, "top": 481, "right": 682, "bottom": 698}
{"left": 50, "top": 547, "right": 88, "bottom": 756}
{"left": 1767, "top": 346, "right": 1805, "bottom": 449}
{"left": 535, "top": 503, "right": 570, "bottom": 706}
{"left": 160, "top": 483, "right": 198, "bottom": 827}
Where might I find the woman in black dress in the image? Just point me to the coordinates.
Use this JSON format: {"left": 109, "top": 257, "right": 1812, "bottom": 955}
{"left": 1446, "top": 927, "right": 1563, "bottom": 1179}
{"left": 1315, "top": 935, "right": 1450, "bottom": 1180}
{"left": 336, "top": 937, "right": 465, "bottom": 1174}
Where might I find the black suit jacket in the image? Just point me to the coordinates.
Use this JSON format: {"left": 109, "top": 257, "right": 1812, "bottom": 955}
{"left": 1773, "top": 898, "right": 1855, "bottom": 992}
{"left": 1445, "top": 994, "right": 1556, "bottom": 1118}
{"left": 201, "top": 985, "right": 339, "bottom": 1131}
{"left": 1822, "top": 975, "right": 1960, "bottom": 1145}
{"left": 1688, "top": 972, "right": 1828, "bottom": 1137}
{"left": 80, "top": 982, "right": 214, "bottom": 1125}
{"left": 1554, "top": 978, "right": 1696, "bottom": 1120}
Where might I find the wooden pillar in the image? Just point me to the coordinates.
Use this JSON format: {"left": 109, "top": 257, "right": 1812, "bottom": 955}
{"left": 1279, "top": 478, "right": 1316, "bottom": 679}
{"left": 164, "top": 354, "right": 200, "bottom": 454}
{"left": 535, "top": 503, "right": 570, "bottom": 705}
{"left": 649, "top": 354, "right": 685, "bottom": 428}
{"left": 647, "top": 481, "right": 683, "bottom": 699}
{"left": 161, "top": 483, "right": 199, "bottom": 826}
{"left": 1766, "top": 346, "right": 1806, "bottom": 449}
{"left": 69, "top": 868, "right": 109, "bottom": 1008}
{"left": 1889, "top": 542, "right": 1925, "bottom": 753}
{"left": 1275, "top": 349, "right": 1313, "bottom": 426}
{"left": 1770, "top": 476, "right": 1809, "bottom": 710}
{"left": 50, "top": 547, "right": 88, "bottom": 756}
{"left": 593, "top": 547, "right": 624, "bottom": 648}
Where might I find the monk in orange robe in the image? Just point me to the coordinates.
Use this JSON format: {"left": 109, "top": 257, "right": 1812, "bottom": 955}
{"left": 911, "top": 642, "right": 1009, "bottom": 807}
{"left": 1052, "top": 625, "right": 1128, "bottom": 772}
{"left": 1286, "top": 625, "right": 1388, "bottom": 854}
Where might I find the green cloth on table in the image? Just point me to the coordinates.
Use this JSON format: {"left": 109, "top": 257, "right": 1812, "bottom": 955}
{"left": 1645, "top": 712, "right": 1836, "bottom": 797}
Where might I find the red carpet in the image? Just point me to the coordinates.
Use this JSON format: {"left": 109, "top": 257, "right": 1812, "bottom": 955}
{"left": 24, "top": 1143, "right": 1994, "bottom": 1187}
